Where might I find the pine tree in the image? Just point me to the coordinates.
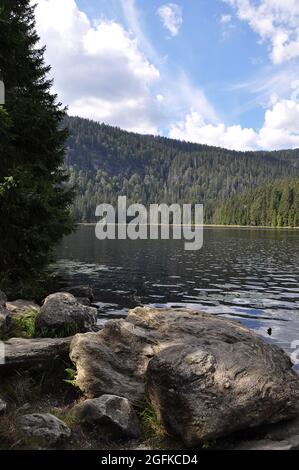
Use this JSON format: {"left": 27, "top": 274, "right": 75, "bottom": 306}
{"left": 0, "top": 1, "right": 74, "bottom": 295}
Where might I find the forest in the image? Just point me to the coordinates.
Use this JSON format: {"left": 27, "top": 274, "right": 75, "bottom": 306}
{"left": 215, "top": 179, "right": 299, "bottom": 227}
{"left": 65, "top": 116, "right": 299, "bottom": 224}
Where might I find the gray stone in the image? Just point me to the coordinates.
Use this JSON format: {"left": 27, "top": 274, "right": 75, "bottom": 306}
{"left": 76, "top": 297, "right": 92, "bottom": 306}
{"left": 16, "top": 413, "right": 71, "bottom": 446}
{"left": 1, "top": 337, "right": 71, "bottom": 371}
{"left": 225, "top": 417, "right": 299, "bottom": 449}
{"left": 36, "top": 293, "right": 97, "bottom": 337}
{"left": 0, "top": 398, "right": 7, "bottom": 415}
{"left": 0, "top": 291, "right": 9, "bottom": 333}
{"left": 59, "top": 285, "right": 94, "bottom": 302}
{"left": 6, "top": 300, "right": 40, "bottom": 316}
{"left": 0, "top": 290, "right": 7, "bottom": 307}
{"left": 74, "top": 395, "right": 141, "bottom": 438}
{"left": 0, "top": 306, "right": 9, "bottom": 333}
{"left": 70, "top": 307, "right": 299, "bottom": 446}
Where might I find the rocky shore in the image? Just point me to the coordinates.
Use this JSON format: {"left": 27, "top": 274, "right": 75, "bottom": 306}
{"left": 1, "top": 286, "right": 299, "bottom": 450}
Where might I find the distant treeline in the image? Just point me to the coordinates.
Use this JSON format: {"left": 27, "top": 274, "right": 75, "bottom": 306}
{"left": 215, "top": 179, "right": 299, "bottom": 227}
{"left": 64, "top": 116, "right": 299, "bottom": 224}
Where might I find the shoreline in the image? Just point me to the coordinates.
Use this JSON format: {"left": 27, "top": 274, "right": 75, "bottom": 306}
{"left": 77, "top": 222, "right": 299, "bottom": 230}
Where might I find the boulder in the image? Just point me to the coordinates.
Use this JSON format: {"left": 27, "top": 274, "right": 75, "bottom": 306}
{"left": 5, "top": 300, "right": 40, "bottom": 339}
{"left": 6, "top": 300, "right": 40, "bottom": 316}
{"left": 70, "top": 307, "right": 299, "bottom": 445}
{"left": 59, "top": 285, "right": 94, "bottom": 302}
{"left": 74, "top": 395, "right": 141, "bottom": 438}
{"left": 0, "top": 307, "right": 9, "bottom": 334}
{"left": 223, "top": 416, "right": 299, "bottom": 450}
{"left": 16, "top": 413, "right": 71, "bottom": 446}
{"left": 0, "top": 337, "right": 71, "bottom": 371}
{"left": 0, "top": 290, "right": 7, "bottom": 307}
{"left": 36, "top": 293, "right": 97, "bottom": 337}
{"left": 76, "top": 297, "right": 92, "bottom": 306}
{"left": 0, "top": 291, "right": 9, "bottom": 334}
{"left": 70, "top": 331, "right": 144, "bottom": 401}
{"left": 0, "top": 398, "right": 7, "bottom": 415}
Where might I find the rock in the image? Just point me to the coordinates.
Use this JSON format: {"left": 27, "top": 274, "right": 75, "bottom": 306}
{"left": 5, "top": 300, "right": 40, "bottom": 338}
{"left": 36, "top": 293, "right": 97, "bottom": 337}
{"left": 16, "top": 413, "right": 71, "bottom": 446}
{"left": 76, "top": 297, "right": 92, "bottom": 306}
{"left": 230, "top": 438, "right": 299, "bottom": 450}
{"left": 70, "top": 307, "right": 299, "bottom": 445}
{"left": 0, "top": 290, "right": 9, "bottom": 333}
{"left": 74, "top": 395, "right": 141, "bottom": 439}
{"left": 70, "top": 332, "right": 144, "bottom": 400}
{"left": 0, "top": 337, "right": 71, "bottom": 371}
{"left": 224, "top": 416, "right": 299, "bottom": 450}
{"left": 59, "top": 285, "right": 94, "bottom": 302}
{"left": 6, "top": 300, "right": 40, "bottom": 316}
{"left": 0, "top": 307, "right": 9, "bottom": 334}
{"left": 0, "top": 290, "right": 7, "bottom": 307}
{"left": 0, "top": 398, "right": 7, "bottom": 414}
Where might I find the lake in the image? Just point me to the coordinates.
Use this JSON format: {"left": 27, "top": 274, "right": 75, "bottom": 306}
{"left": 54, "top": 225, "right": 299, "bottom": 369}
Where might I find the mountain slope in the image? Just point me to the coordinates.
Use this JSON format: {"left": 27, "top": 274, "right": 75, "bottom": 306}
{"left": 215, "top": 179, "right": 299, "bottom": 227}
{"left": 64, "top": 116, "right": 299, "bottom": 222}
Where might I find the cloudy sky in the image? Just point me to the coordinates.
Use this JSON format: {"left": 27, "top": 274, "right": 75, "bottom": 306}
{"left": 34, "top": 0, "right": 299, "bottom": 151}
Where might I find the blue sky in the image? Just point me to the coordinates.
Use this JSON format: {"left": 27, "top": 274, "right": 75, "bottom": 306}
{"left": 34, "top": 0, "right": 299, "bottom": 150}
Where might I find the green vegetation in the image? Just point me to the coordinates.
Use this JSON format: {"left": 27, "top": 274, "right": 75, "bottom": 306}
{"left": 64, "top": 368, "right": 78, "bottom": 388}
{"left": 4, "top": 309, "right": 38, "bottom": 339}
{"left": 64, "top": 116, "right": 299, "bottom": 224}
{"left": 36, "top": 323, "right": 79, "bottom": 339}
{"left": 216, "top": 179, "right": 299, "bottom": 227}
{"left": 0, "top": 1, "right": 74, "bottom": 295}
{"left": 139, "top": 399, "right": 165, "bottom": 438}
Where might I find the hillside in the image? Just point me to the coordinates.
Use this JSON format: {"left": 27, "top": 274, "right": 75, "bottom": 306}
{"left": 64, "top": 116, "right": 299, "bottom": 223}
{"left": 215, "top": 179, "right": 299, "bottom": 227}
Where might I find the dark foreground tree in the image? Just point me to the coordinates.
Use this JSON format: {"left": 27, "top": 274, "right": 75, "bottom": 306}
{"left": 0, "top": 1, "right": 74, "bottom": 296}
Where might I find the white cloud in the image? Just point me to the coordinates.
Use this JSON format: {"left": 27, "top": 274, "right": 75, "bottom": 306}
{"left": 120, "top": 0, "right": 160, "bottom": 64}
{"left": 221, "top": 14, "right": 232, "bottom": 24}
{"left": 169, "top": 99, "right": 299, "bottom": 151}
{"left": 169, "top": 111, "right": 258, "bottom": 151}
{"left": 224, "top": 0, "right": 299, "bottom": 64}
{"left": 157, "top": 3, "right": 183, "bottom": 37}
{"left": 34, "top": 0, "right": 161, "bottom": 133}
{"left": 34, "top": 0, "right": 299, "bottom": 151}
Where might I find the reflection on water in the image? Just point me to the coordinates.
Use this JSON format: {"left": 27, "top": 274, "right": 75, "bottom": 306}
{"left": 54, "top": 226, "right": 299, "bottom": 369}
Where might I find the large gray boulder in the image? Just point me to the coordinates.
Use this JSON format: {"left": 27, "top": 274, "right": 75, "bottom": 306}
{"left": 74, "top": 395, "right": 141, "bottom": 439}
{"left": 16, "top": 413, "right": 71, "bottom": 446}
{"left": 36, "top": 293, "right": 97, "bottom": 337}
{"left": 0, "top": 337, "right": 71, "bottom": 371}
{"left": 70, "top": 307, "right": 299, "bottom": 445}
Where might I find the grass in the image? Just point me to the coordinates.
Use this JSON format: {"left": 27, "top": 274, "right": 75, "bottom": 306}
{"left": 8, "top": 309, "right": 39, "bottom": 339}
{"left": 36, "top": 323, "right": 79, "bottom": 338}
{"left": 138, "top": 399, "right": 166, "bottom": 439}
{"left": 63, "top": 368, "right": 78, "bottom": 388}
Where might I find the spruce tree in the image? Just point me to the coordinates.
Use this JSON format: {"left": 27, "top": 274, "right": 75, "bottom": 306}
{"left": 0, "top": 1, "right": 74, "bottom": 295}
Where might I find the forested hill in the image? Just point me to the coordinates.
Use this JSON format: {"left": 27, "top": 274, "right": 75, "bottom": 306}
{"left": 64, "top": 116, "right": 299, "bottom": 223}
{"left": 215, "top": 179, "right": 299, "bottom": 227}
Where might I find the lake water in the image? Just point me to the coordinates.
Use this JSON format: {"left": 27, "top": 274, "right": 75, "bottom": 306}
{"left": 54, "top": 225, "right": 299, "bottom": 369}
